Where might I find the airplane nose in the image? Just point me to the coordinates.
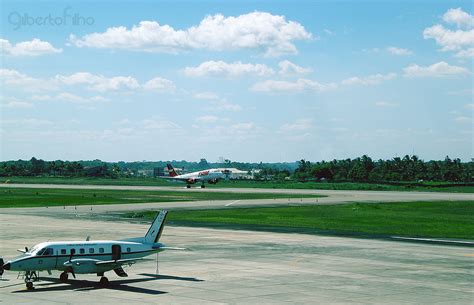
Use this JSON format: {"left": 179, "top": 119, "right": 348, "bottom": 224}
{"left": 3, "top": 263, "right": 11, "bottom": 270}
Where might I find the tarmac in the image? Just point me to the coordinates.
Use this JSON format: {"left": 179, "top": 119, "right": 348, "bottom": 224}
{"left": 0, "top": 185, "right": 473, "bottom": 304}
{"left": 0, "top": 213, "right": 473, "bottom": 305}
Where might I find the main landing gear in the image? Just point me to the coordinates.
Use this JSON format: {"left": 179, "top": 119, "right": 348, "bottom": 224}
{"left": 200, "top": 184, "right": 206, "bottom": 188}
{"left": 60, "top": 271, "right": 109, "bottom": 287}
{"left": 23, "top": 270, "right": 39, "bottom": 290}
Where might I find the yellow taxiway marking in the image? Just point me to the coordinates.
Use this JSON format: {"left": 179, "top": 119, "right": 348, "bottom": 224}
{"left": 462, "top": 253, "right": 474, "bottom": 257}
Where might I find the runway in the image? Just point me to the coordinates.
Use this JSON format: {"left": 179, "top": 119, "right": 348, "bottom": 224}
{"left": 0, "top": 214, "right": 472, "bottom": 305}
{"left": 0, "top": 183, "right": 472, "bottom": 218}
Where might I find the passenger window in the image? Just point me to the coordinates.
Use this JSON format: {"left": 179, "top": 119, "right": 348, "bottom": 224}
{"left": 79, "top": 248, "right": 85, "bottom": 254}
{"left": 70, "top": 249, "right": 76, "bottom": 255}
{"left": 61, "top": 249, "right": 66, "bottom": 255}
{"left": 89, "top": 248, "right": 94, "bottom": 254}
{"left": 127, "top": 247, "right": 131, "bottom": 252}
{"left": 99, "top": 248, "right": 104, "bottom": 253}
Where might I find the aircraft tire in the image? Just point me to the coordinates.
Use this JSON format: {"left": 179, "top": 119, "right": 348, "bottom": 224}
{"left": 26, "top": 281, "right": 34, "bottom": 290}
{"left": 99, "top": 276, "right": 109, "bottom": 287}
{"left": 60, "top": 272, "right": 68, "bottom": 283}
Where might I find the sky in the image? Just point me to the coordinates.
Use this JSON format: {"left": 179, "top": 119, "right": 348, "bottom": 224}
{"left": 0, "top": 0, "right": 472, "bottom": 162}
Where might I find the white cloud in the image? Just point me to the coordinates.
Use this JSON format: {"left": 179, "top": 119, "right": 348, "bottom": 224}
{"left": 375, "top": 101, "right": 398, "bottom": 107}
{"left": 465, "top": 103, "right": 474, "bottom": 110}
{"left": 386, "top": 46, "right": 412, "bottom": 56}
{"left": 184, "top": 61, "right": 274, "bottom": 77}
{"left": 3, "top": 118, "right": 53, "bottom": 126}
{"left": 1, "top": 100, "right": 34, "bottom": 109}
{"left": 139, "top": 117, "right": 183, "bottom": 131}
{"left": 0, "top": 69, "right": 57, "bottom": 91}
{"left": 143, "top": 77, "right": 175, "bottom": 91}
{"left": 323, "top": 29, "right": 334, "bottom": 35}
{"left": 443, "top": 8, "right": 474, "bottom": 29}
{"left": 423, "top": 24, "right": 474, "bottom": 51}
{"left": 32, "top": 92, "right": 109, "bottom": 105}
{"left": 70, "top": 12, "right": 312, "bottom": 57}
{"left": 455, "top": 116, "right": 471, "bottom": 123}
{"left": 278, "top": 60, "right": 312, "bottom": 75}
{"left": 55, "top": 72, "right": 140, "bottom": 92}
{"left": 341, "top": 73, "right": 396, "bottom": 86}
{"left": 280, "top": 118, "right": 313, "bottom": 132}
{"left": 1, "top": 38, "right": 62, "bottom": 56}
{"left": 423, "top": 8, "right": 474, "bottom": 57}
{"left": 196, "top": 115, "right": 220, "bottom": 123}
{"left": 403, "top": 61, "right": 469, "bottom": 77}
{"left": 252, "top": 78, "right": 336, "bottom": 93}
{"left": 192, "top": 92, "right": 242, "bottom": 112}
{"left": 209, "top": 99, "right": 242, "bottom": 112}
{"left": 3, "top": 68, "right": 174, "bottom": 95}
{"left": 194, "top": 92, "right": 219, "bottom": 100}
{"left": 454, "top": 48, "right": 474, "bottom": 58}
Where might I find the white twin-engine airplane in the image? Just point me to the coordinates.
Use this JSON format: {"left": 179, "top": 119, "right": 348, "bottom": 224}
{"left": 164, "top": 163, "right": 231, "bottom": 188}
{"left": 0, "top": 211, "right": 180, "bottom": 290}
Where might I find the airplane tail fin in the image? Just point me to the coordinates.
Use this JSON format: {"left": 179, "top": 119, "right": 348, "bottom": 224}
{"left": 166, "top": 164, "right": 178, "bottom": 177}
{"left": 144, "top": 211, "right": 168, "bottom": 244}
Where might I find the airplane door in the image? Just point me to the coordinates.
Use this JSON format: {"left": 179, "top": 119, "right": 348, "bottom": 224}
{"left": 112, "top": 245, "right": 121, "bottom": 260}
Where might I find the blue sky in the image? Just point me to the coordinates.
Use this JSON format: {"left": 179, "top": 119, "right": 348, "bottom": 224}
{"left": 1, "top": 0, "right": 472, "bottom": 162}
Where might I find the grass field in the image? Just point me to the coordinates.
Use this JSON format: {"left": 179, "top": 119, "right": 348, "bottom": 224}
{"left": 0, "top": 187, "right": 324, "bottom": 208}
{"left": 127, "top": 201, "right": 474, "bottom": 240}
{"left": 3, "top": 176, "right": 473, "bottom": 193}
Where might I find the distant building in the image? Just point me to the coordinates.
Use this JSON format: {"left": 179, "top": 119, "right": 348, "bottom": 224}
{"left": 153, "top": 167, "right": 164, "bottom": 177}
{"left": 214, "top": 168, "right": 254, "bottom": 179}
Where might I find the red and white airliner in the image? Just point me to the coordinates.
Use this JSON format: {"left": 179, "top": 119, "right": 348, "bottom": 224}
{"left": 163, "top": 164, "right": 231, "bottom": 188}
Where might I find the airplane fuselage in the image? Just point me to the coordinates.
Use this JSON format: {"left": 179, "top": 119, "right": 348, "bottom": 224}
{"left": 5, "top": 240, "right": 163, "bottom": 274}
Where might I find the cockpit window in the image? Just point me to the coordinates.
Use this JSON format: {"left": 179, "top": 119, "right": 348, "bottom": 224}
{"left": 42, "top": 248, "right": 53, "bottom": 256}
{"left": 27, "top": 246, "right": 38, "bottom": 254}
{"left": 36, "top": 248, "right": 46, "bottom": 255}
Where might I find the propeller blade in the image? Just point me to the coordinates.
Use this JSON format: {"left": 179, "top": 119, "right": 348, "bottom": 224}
{"left": 71, "top": 270, "right": 76, "bottom": 279}
{"left": 25, "top": 247, "right": 28, "bottom": 253}
{"left": 0, "top": 258, "right": 4, "bottom": 276}
{"left": 68, "top": 249, "right": 75, "bottom": 262}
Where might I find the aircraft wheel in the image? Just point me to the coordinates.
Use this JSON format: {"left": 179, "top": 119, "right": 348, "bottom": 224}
{"left": 60, "top": 272, "right": 68, "bottom": 283}
{"left": 26, "top": 281, "right": 34, "bottom": 290}
{"left": 201, "top": 185, "right": 205, "bottom": 188}
{"left": 186, "top": 185, "right": 191, "bottom": 189}
{"left": 99, "top": 276, "right": 109, "bottom": 287}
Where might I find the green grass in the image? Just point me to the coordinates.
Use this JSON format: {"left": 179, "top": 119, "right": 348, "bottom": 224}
{"left": 127, "top": 201, "right": 474, "bottom": 240}
{"left": 0, "top": 188, "right": 324, "bottom": 208}
{"left": 2, "top": 176, "right": 473, "bottom": 193}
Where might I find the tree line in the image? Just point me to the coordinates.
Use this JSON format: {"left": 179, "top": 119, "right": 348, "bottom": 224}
{"left": 294, "top": 155, "right": 472, "bottom": 183}
{"left": 0, "top": 155, "right": 472, "bottom": 183}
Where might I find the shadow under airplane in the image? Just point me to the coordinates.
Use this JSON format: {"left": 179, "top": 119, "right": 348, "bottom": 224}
{"left": 11, "top": 273, "right": 203, "bottom": 295}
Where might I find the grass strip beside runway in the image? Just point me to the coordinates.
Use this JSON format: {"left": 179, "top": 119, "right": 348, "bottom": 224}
{"left": 0, "top": 187, "right": 324, "bottom": 208}
{"left": 128, "top": 201, "right": 474, "bottom": 240}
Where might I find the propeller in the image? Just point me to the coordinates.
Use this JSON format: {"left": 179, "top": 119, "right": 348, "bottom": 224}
{"left": 66, "top": 250, "right": 76, "bottom": 279}
{"left": 0, "top": 258, "right": 4, "bottom": 276}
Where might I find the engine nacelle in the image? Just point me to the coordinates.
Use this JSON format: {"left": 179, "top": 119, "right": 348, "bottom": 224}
{"left": 186, "top": 178, "right": 196, "bottom": 184}
{"left": 64, "top": 259, "right": 102, "bottom": 274}
{"left": 208, "top": 179, "right": 219, "bottom": 184}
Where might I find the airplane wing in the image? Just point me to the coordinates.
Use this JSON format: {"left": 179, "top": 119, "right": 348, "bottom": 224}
{"left": 160, "top": 176, "right": 202, "bottom": 182}
{"left": 95, "top": 258, "right": 143, "bottom": 266}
